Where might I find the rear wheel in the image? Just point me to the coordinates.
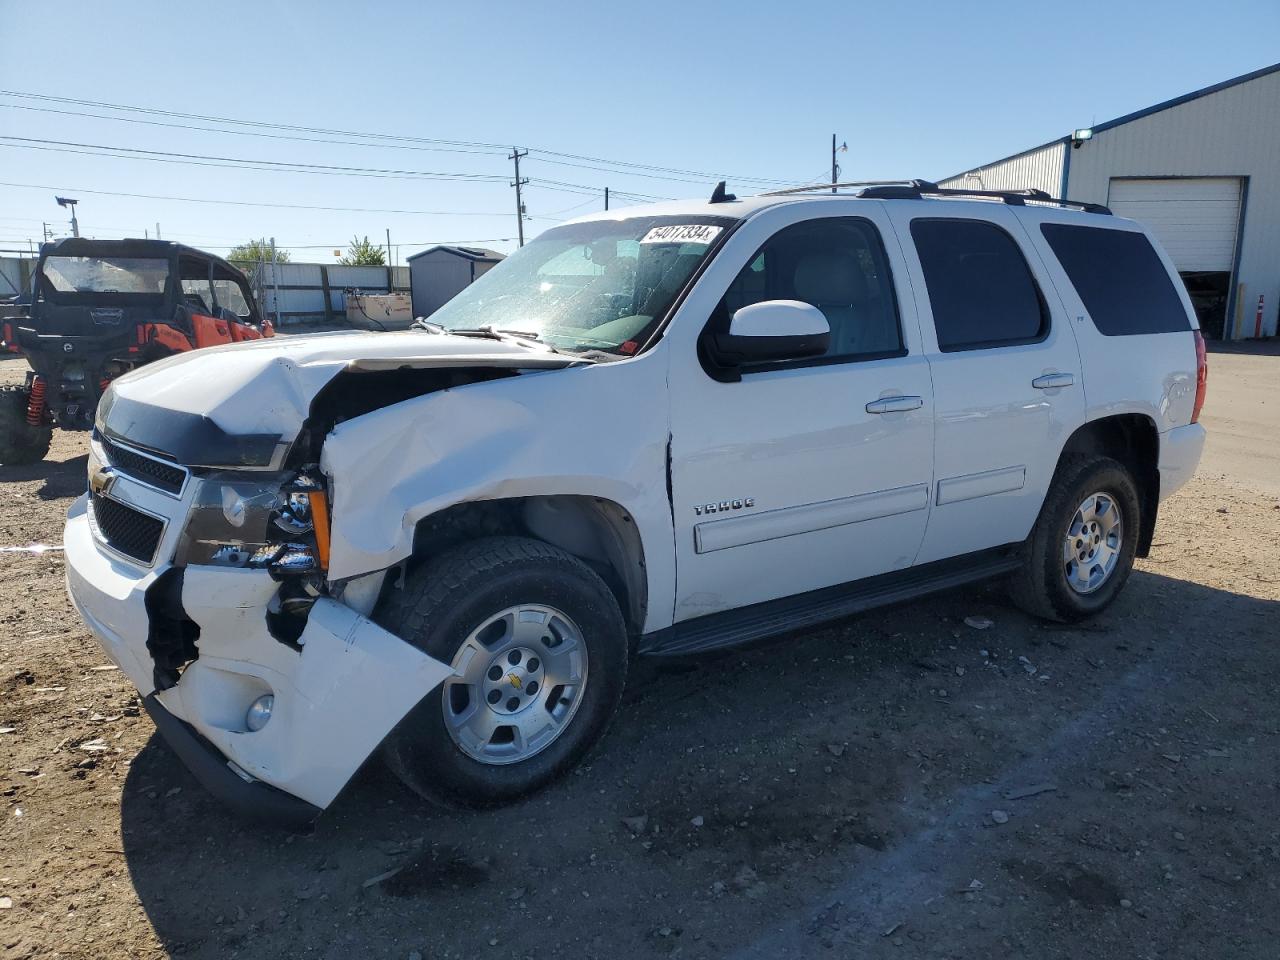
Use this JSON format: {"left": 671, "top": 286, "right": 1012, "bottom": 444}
{"left": 376, "top": 536, "right": 628, "bottom": 809}
{"left": 0, "top": 385, "right": 52, "bottom": 465}
{"left": 1010, "top": 456, "right": 1141, "bottom": 622}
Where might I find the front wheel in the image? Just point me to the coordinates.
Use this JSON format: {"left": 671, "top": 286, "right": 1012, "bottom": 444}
{"left": 1010, "top": 456, "right": 1141, "bottom": 622}
{"left": 0, "top": 385, "right": 52, "bottom": 465}
{"left": 376, "top": 536, "right": 629, "bottom": 809}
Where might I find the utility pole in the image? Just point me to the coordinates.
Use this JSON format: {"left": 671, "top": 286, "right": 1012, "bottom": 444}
{"left": 270, "top": 237, "right": 281, "bottom": 326}
{"left": 509, "top": 147, "right": 529, "bottom": 247}
{"left": 831, "top": 135, "right": 847, "bottom": 193}
{"left": 604, "top": 187, "right": 610, "bottom": 211}
{"left": 155, "top": 222, "right": 162, "bottom": 240}
{"left": 832, "top": 134, "right": 838, "bottom": 193}
{"left": 42, "top": 223, "right": 49, "bottom": 243}
{"left": 384, "top": 227, "right": 395, "bottom": 293}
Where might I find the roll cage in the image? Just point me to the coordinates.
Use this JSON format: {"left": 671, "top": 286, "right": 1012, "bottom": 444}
{"left": 33, "top": 238, "right": 262, "bottom": 327}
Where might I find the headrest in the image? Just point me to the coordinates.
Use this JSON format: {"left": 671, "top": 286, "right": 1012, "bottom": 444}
{"left": 792, "top": 252, "right": 867, "bottom": 304}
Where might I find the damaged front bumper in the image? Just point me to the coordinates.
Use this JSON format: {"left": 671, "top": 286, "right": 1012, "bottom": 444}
{"left": 64, "top": 489, "right": 452, "bottom": 826}
{"left": 140, "top": 692, "right": 322, "bottom": 827}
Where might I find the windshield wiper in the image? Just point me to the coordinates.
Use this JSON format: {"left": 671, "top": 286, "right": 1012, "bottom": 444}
{"left": 451, "top": 324, "right": 540, "bottom": 340}
{"left": 448, "top": 325, "right": 564, "bottom": 355}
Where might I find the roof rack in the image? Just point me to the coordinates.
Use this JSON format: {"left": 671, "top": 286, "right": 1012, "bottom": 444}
{"left": 763, "top": 179, "right": 924, "bottom": 197}
{"left": 764, "top": 178, "right": 1111, "bottom": 215}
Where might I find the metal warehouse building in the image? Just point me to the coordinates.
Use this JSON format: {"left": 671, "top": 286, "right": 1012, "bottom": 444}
{"left": 941, "top": 63, "right": 1280, "bottom": 340}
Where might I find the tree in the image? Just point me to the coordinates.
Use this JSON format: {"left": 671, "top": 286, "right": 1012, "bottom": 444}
{"left": 339, "top": 235, "right": 386, "bottom": 266}
{"left": 227, "top": 238, "right": 290, "bottom": 268}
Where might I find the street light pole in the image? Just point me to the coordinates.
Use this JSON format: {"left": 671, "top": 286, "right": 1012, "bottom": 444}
{"left": 55, "top": 197, "right": 80, "bottom": 237}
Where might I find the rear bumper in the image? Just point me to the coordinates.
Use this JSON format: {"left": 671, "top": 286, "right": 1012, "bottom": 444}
{"left": 142, "top": 694, "right": 321, "bottom": 828}
{"left": 1158, "top": 423, "right": 1206, "bottom": 501}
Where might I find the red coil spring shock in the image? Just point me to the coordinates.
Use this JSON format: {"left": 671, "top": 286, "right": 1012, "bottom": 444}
{"left": 26, "top": 376, "right": 47, "bottom": 427}
{"left": 99, "top": 378, "right": 112, "bottom": 393}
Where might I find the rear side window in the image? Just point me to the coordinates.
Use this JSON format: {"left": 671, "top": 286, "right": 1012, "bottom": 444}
{"left": 1040, "top": 224, "right": 1191, "bottom": 336}
{"left": 910, "top": 219, "right": 1047, "bottom": 351}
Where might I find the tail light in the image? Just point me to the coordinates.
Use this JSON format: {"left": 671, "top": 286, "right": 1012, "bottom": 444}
{"left": 1191, "top": 330, "right": 1208, "bottom": 424}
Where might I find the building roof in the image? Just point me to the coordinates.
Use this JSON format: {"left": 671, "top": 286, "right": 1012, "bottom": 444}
{"left": 1090, "top": 60, "right": 1280, "bottom": 134}
{"left": 940, "top": 60, "right": 1280, "bottom": 184}
{"left": 406, "top": 245, "right": 505, "bottom": 263}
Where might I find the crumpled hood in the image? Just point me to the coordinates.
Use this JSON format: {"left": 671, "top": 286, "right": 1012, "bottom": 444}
{"left": 100, "top": 329, "right": 575, "bottom": 467}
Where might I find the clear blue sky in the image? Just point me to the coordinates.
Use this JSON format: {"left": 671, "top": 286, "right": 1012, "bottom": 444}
{"left": 2, "top": 0, "right": 1277, "bottom": 261}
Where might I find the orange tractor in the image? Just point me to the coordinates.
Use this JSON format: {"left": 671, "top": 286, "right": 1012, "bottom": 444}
{"left": 1, "top": 238, "right": 273, "bottom": 463}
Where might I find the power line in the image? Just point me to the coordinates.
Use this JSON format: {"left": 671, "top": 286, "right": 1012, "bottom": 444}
{"left": 0, "top": 103, "right": 510, "bottom": 159}
{"left": 0, "top": 90, "right": 510, "bottom": 151}
{"left": 0, "top": 103, "right": 751, "bottom": 187}
{"left": 0, "top": 226, "right": 518, "bottom": 250}
{"left": 0, "top": 136, "right": 512, "bottom": 181}
{"left": 194, "top": 237, "right": 518, "bottom": 250}
{"left": 542, "top": 196, "right": 602, "bottom": 217}
{"left": 0, "top": 140, "right": 673, "bottom": 203}
{"left": 0, "top": 180, "right": 564, "bottom": 219}
{"left": 0, "top": 89, "right": 795, "bottom": 188}
{"left": 526, "top": 151, "right": 791, "bottom": 187}
{"left": 526, "top": 180, "right": 667, "bottom": 202}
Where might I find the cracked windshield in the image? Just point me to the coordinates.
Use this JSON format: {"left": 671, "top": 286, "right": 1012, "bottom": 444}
{"left": 427, "top": 218, "right": 729, "bottom": 355}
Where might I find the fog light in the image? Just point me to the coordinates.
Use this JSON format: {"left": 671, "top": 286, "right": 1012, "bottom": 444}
{"left": 222, "top": 487, "right": 249, "bottom": 528}
{"left": 245, "top": 694, "right": 274, "bottom": 732}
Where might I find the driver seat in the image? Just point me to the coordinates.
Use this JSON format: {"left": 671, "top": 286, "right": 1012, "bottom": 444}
{"left": 792, "top": 252, "right": 869, "bottom": 356}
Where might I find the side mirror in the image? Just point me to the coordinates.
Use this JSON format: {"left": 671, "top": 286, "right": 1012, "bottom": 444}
{"left": 709, "top": 300, "right": 830, "bottom": 367}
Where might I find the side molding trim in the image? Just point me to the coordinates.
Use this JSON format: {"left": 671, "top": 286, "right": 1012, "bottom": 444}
{"left": 936, "top": 465, "right": 1026, "bottom": 506}
{"left": 694, "top": 483, "right": 929, "bottom": 554}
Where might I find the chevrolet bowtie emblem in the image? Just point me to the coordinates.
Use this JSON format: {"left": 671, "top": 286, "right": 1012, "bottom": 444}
{"left": 89, "top": 465, "right": 116, "bottom": 497}
{"left": 507, "top": 673, "right": 523, "bottom": 690}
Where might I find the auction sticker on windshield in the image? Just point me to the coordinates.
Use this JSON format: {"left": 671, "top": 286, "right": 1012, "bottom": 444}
{"left": 640, "top": 224, "right": 723, "bottom": 245}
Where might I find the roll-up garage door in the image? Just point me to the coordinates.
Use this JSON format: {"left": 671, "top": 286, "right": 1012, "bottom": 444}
{"left": 1108, "top": 177, "right": 1242, "bottom": 272}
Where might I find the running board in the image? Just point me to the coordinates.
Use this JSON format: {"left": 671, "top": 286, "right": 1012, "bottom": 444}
{"left": 638, "top": 545, "right": 1022, "bottom": 656}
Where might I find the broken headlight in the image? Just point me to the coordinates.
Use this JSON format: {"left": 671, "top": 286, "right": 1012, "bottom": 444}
{"left": 175, "top": 467, "right": 330, "bottom": 578}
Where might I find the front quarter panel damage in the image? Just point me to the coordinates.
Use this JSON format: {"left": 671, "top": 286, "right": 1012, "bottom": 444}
{"left": 318, "top": 359, "right": 675, "bottom": 632}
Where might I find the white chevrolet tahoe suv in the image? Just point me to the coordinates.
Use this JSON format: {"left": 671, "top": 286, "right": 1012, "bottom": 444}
{"left": 64, "top": 180, "right": 1207, "bottom": 825}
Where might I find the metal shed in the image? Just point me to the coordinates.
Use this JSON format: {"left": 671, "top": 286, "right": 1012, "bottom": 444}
{"left": 407, "top": 245, "right": 504, "bottom": 319}
{"left": 940, "top": 62, "right": 1280, "bottom": 340}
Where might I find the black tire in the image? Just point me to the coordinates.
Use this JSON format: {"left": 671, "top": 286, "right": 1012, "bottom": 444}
{"left": 375, "top": 536, "right": 629, "bottom": 809}
{"left": 1010, "top": 455, "right": 1142, "bottom": 623}
{"left": 0, "top": 385, "right": 52, "bottom": 465}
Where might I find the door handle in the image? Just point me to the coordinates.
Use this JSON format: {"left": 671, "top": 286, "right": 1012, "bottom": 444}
{"left": 866, "top": 395, "right": 924, "bottom": 414}
{"left": 1031, "top": 373, "right": 1075, "bottom": 390}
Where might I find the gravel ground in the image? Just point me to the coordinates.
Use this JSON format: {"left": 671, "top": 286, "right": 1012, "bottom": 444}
{"left": 1, "top": 345, "right": 1278, "bottom": 960}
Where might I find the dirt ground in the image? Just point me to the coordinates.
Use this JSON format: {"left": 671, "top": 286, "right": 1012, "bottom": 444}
{"left": 1, "top": 344, "right": 1278, "bottom": 960}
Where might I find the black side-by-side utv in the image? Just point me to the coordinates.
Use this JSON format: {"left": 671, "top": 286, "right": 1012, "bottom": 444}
{"left": 0, "top": 238, "right": 273, "bottom": 464}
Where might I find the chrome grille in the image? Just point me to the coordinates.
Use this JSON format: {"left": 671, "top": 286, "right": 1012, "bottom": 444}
{"left": 89, "top": 492, "right": 164, "bottom": 564}
{"left": 98, "top": 434, "right": 188, "bottom": 496}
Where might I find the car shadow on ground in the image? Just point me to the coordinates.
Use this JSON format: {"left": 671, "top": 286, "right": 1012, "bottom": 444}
{"left": 1206, "top": 337, "right": 1280, "bottom": 357}
{"left": 117, "top": 570, "right": 1279, "bottom": 958}
{"left": 0, "top": 452, "right": 87, "bottom": 502}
